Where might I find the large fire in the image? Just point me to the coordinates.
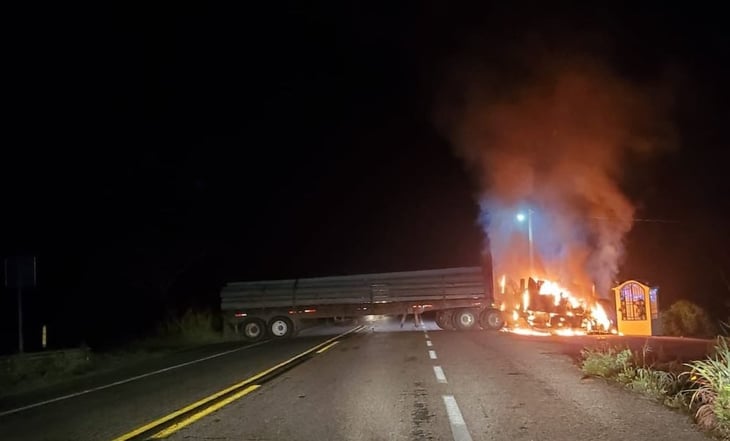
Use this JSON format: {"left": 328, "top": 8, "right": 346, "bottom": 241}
{"left": 497, "top": 274, "right": 616, "bottom": 336}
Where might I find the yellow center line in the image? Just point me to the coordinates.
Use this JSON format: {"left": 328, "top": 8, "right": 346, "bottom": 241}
{"left": 315, "top": 341, "right": 339, "bottom": 353}
{"left": 110, "top": 325, "right": 364, "bottom": 441}
{"left": 149, "top": 385, "right": 261, "bottom": 439}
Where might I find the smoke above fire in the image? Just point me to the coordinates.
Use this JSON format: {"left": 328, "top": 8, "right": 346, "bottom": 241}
{"left": 437, "top": 56, "right": 674, "bottom": 297}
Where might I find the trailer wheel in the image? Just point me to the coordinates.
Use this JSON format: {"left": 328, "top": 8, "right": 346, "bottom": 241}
{"left": 268, "top": 316, "right": 294, "bottom": 339}
{"left": 242, "top": 318, "right": 266, "bottom": 341}
{"left": 480, "top": 309, "right": 505, "bottom": 330}
{"left": 435, "top": 310, "right": 455, "bottom": 330}
{"left": 453, "top": 309, "right": 479, "bottom": 331}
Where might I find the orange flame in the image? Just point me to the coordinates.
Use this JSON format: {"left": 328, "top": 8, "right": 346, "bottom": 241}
{"left": 522, "top": 290, "right": 530, "bottom": 311}
{"left": 591, "top": 302, "right": 611, "bottom": 331}
{"left": 537, "top": 280, "right": 581, "bottom": 308}
{"left": 503, "top": 327, "right": 551, "bottom": 337}
{"left": 500, "top": 274, "right": 615, "bottom": 336}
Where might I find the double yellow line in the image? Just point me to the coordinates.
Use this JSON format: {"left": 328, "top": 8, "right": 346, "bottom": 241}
{"left": 112, "top": 325, "right": 364, "bottom": 441}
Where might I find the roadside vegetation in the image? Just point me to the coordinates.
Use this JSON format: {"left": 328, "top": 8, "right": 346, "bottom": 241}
{"left": 0, "top": 309, "right": 228, "bottom": 398}
{"left": 581, "top": 338, "right": 730, "bottom": 439}
{"left": 661, "top": 300, "right": 718, "bottom": 338}
{"left": 140, "top": 308, "right": 224, "bottom": 349}
{"left": 581, "top": 299, "right": 728, "bottom": 438}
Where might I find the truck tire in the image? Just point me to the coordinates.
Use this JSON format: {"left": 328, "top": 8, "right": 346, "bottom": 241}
{"left": 480, "top": 309, "right": 505, "bottom": 330}
{"left": 242, "top": 318, "right": 266, "bottom": 341}
{"left": 453, "top": 308, "right": 479, "bottom": 331}
{"left": 436, "top": 310, "right": 455, "bottom": 330}
{"left": 268, "top": 316, "right": 295, "bottom": 339}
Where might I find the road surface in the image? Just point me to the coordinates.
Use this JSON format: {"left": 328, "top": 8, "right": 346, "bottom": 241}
{"left": 0, "top": 317, "right": 714, "bottom": 440}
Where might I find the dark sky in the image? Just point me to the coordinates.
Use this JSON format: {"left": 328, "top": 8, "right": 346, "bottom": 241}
{"left": 2, "top": 3, "right": 729, "bottom": 350}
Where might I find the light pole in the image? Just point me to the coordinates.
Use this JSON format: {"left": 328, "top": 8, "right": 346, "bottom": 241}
{"left": 516, "top": 209, "right": 533, "bottom": 275}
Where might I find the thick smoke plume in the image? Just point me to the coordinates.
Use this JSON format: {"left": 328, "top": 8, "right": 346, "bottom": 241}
{"left": 439, "top": 57, "right": 673, "bottom": 297}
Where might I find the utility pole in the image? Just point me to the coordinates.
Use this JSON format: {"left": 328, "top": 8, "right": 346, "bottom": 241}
{"left": 5, "top": 256, "right": 36, "bottom": 354}
{"left": 17, "top": 284, "right": 23, "bottom": 353}
{"left": 516, "top": 209, "right": 534, "bottom": 276}
{"left": 527, "top": 208, "right": 533, "bottom": 276}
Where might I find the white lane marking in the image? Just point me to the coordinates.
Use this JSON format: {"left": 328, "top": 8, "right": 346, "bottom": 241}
{"left": 426, "top": 340, "right": 433, "bottom": 347}
{"left": 424, "top": 333, "right": 430, "bottom": 339}
{"left": 433, "top": 366, "right": 447, "bottom": 383}
{"left": 443, "top": 395, "right": 473, "bottom": 441}
{"left": 428, "top": 350, "right": 437, "bottom": 359}
{"left": 0, "top": 340, "right": 272, "bottom": 417}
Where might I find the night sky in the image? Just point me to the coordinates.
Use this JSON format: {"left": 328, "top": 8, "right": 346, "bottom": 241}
{"left": 2, "top": 3, "right": 729, "bottom": 352}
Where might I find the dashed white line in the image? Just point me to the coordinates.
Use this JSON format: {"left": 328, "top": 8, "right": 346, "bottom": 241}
{"left": 428, "top": 350, "right": 437, "bottom": 359}
{"left": 433, "top": 366, "right": 447, "bottom": 383}
{"left": 443, "top": 395, "right": 473, "bottom": 441}
{"left": 426, "top": 340, "right": 433, "bottom": 347}
{"left": 424, "top": 333, "right": 430, "bottom": 339}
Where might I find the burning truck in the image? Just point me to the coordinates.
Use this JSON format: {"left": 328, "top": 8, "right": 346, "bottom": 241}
{"left": 496, "top": 275, "right": 616, "bottom": 336}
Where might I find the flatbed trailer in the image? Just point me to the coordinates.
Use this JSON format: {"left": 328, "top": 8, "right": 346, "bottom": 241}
{"left": 220, "top": 266, "right": 505, "bottom": 340}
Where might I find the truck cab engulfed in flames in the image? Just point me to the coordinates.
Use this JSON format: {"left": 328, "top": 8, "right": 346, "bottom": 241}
{"left": 497, "top": 276, "right": 617, "bottom": 335}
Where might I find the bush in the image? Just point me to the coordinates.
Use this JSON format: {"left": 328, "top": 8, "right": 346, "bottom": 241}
{"left": 684, "top": 337, "right": 730, "bottom": 436}
{"left": 0, "top": 348, "right": 93, "bottom": 396}
{"left": 581, "top": 339, "right": 730, "bottom": 437}
{"left": 629, "top": 368, "right": 681, "bottom": 401}
{"left": 721, "top": 320, "right": 730, "bottom": 336}
{"left": 661, "top": 300, "right": 717, "bottom": 338}
{"left": 581, "top": 345, "right": 692, "bottom": 406}
{"left": 0, "top": 310, "right": 226, "bottom": 398}
{"left": 581, "top": 346, "right": 634, "bottom": 379}
{"left": 142, "top": 309, "right": 222, "bottom": 349}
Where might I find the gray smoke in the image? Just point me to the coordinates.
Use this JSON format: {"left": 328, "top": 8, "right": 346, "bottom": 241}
{"left": 438, "top": 57, "right": 673, "bottom": 297}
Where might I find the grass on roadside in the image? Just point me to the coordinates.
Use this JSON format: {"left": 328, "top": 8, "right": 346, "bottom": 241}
{"left": 0, "top": 309, "right": 227, "bottom": 398}
{"left": 581, "top": 344, "right": 689, "bottom": 405}
{"left": 580, "top": 346, "right": 634, "bottom": 379}
{"left": 581, "top": 338, "right": 729, "bottom": 438}
{"left": 684, "top": 337, "right": 730, "bottom": 437}
{"left": 139, "top": 309, "right": 224, "bottom": 350}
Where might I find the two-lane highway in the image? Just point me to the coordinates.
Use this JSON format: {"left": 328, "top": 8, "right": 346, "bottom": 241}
{"left": 427, "top": 328, "right": 707, "bottom": 441}
{"left": 159, "top": 318, "right": 708, "bottom": 441}
{"left": 0, "top": 325, "right": 360, "bottom": 441}
{"left": 0, "top": 317, "right": 712, "bottom": 440}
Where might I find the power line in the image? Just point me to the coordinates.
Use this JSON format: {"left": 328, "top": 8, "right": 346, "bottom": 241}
{"left": 589, "top": 217, "right": 681, "bottom": 224}
{"left": 631, "top": 218, "right": 681, "bottom": 224}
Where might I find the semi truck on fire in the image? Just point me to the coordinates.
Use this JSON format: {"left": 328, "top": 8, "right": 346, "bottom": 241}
{"left": 220, "top": 266, "right": 506, "bottom": 341}
{"left": 497, "top": 275, "right": 616, "bottom": 334}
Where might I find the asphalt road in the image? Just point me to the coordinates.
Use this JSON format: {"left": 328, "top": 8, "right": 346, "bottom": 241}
{"left": 0, "top": 318, "right": 716, "bottom": 441}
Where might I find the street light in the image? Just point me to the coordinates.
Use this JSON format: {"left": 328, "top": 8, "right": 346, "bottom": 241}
{"left": 516, "top": 209, "right": 533, "bottom": 275}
